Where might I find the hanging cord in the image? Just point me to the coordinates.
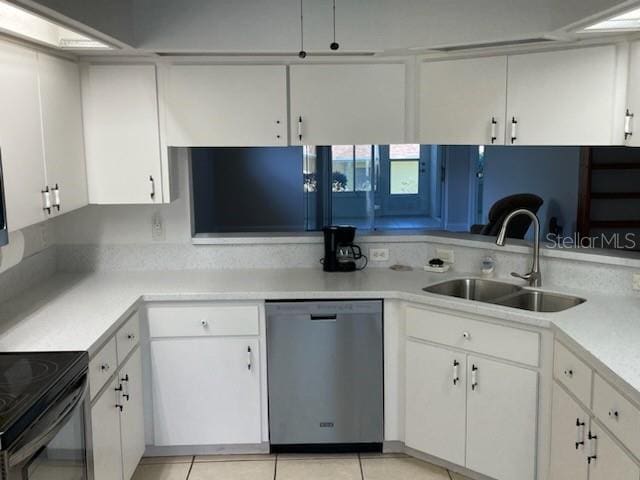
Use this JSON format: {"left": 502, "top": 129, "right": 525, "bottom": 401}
{"left": 330, "top": 0, "right": 340, "bottom": 50}
{"left": 299, "top": 0, "right": 307, "bottom": 58}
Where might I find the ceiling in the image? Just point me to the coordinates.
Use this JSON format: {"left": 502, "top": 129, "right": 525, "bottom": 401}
{"left": 10, "top": 0, "right": 640, "bottom": 55}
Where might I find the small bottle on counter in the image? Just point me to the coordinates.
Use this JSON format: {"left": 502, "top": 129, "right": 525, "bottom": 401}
{"left": 480, "top": 256, "right": 496, "bottom": 277}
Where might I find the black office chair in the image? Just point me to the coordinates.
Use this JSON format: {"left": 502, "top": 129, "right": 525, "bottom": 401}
{"left": 470, "top": 194, "right": 544, "bottom": 239}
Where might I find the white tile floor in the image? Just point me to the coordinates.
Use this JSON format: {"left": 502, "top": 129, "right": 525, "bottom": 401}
{"left": 134, "top": 453, "right": 473, "bottom": 480}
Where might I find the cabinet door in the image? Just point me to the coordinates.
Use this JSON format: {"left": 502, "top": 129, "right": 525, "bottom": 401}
{"left": 38, "top": 53, "right": 88, "bottom": 215}
{"left": 91, "top": 378, "right": 123, "bottom": 480}
{"left": 0, "top": 41, "right": 46, "bottom": 231}
{"left": 83, "top": 64, "right": 162, "bottom": 204}
{"left": 151, "top": 337, "right": 261, "bottom": 446}
{"left": 627, "top": 41, "right": 640, "bottom": 147}
{"left": 405, "top": 340, "right": 466, "bottom": 466}
{"left": 549, "top": 382, "right": 589, "bottom": 480}
{"left": 166, "top": 65, "right": 287, "bottom": 146}
{"left": 419, "top": 56, "right": 507, "bottom": 145}
{"left": 506, "top": 46, "right": 617, "bottom": 145}
{"left": 589, "top": 421, "right": 640, "bottom": 480}
{"left": 119, "top": 348, "right": 145, "bottom": 480}
{"left": 290, "top": 64, "right": 405, "bottom": 145}
{"left": 466, "top": 356, "right": 538, "bottom": 480}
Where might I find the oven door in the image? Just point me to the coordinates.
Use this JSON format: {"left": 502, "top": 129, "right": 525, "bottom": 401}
{"left": 7, "top": 374, "right": 88, "bottom": 480}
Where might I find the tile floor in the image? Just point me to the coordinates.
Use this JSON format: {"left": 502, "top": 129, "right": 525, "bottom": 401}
{"left": 133, "top": 453, "right": 473, "bottom": 480}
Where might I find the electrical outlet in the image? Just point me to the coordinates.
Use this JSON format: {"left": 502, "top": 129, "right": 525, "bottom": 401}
{"left": 151, "top": 212, "right": 165, "bottom": 241}
{"left": 370, "top": 248, "right": 389, "bottom": 262}
{"left": 436, "top": 248, "right": 455, "bottom": 264}
{"left": 633, "top": 273, "right": 640, "bottom": 291}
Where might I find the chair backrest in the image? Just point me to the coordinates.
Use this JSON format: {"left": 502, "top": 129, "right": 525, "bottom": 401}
{"left": 480, "top": 194, "right": 544, "bottom": 239}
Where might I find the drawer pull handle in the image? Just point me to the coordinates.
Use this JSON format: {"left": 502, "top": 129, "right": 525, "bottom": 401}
{"left": 201, "top": 320, "right": 208, "bottom": 327}
{"left": 471, "top": 364, "right": 479, "bottom": 391}
{"left": 608, "top": 410, "right": 619, "bottom": 420}
{"left": 453, "top": 360, "right": 460, "bottom": 385}
{"left": 462, "top": 332, "right": 471, "bottom": 340}
{"left": 247, "top": 346, "right": 252, "bottom": 371}
{"left": 127, "top": 333, "right": 136, "bottom": 340}
{"left": 564, "top": 369, "right": 574, "bottom": 378}
{"left": 100, "top": 363, "right": 110, "bottom": 372}
{"left": 575, "top": 418, "right": 585, "bottom": 450}
{"left": 587, "top": 431, "right": 597, "bottom": 464}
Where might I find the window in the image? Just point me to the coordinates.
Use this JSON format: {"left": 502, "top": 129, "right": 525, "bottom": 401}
{"left": 389, "top": 144, "right": 420, "bottom": 194}
{"left": 331, "top": 145, "right": 373, "bottom": 192}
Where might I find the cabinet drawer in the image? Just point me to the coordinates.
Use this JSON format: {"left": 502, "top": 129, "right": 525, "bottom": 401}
{"left": 89, "top": 338, "right": 117, "bottom": 400}
{"left": 553, "top": 341, "right": 592, "bottom": 406}
{"left": 405, "top": 306, "right": 539, "bottom": 366}
{"left": 148, "top": 304, "right": 260, "bottom": 338}
{"left": 116, "top": 311, "right": 140, "bottom": 364}
{"left": 593, "top": 374, "right": 640, "bottom": 458}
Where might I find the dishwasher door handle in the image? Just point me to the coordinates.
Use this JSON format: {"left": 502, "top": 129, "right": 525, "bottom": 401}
{"left": 310, "top": 314, "right": 338, "bottom": 321}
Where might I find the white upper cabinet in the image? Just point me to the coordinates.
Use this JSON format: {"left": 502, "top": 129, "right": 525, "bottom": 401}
{"left": 290, "top": 63, "right": 406, "bottom": 145}
{"left": 165, "top": 65, "right": 287, "bottom": 146}
{"left": 0, "top": 41, "right": 46, "bottom": 231}
{"left": 37, "top": 53, "right": 88, "bottom": 215}
{"left": 419, "top": 56, "right": 507, "bottom": 145}
{"left": 506, "top": 46, "right": 618, "bottom": 145}
{"left": 626, "top": 41, "right": 640, "bottom": 146}
{"left": 83, "top": 64, "right": 163, "bottom": 204}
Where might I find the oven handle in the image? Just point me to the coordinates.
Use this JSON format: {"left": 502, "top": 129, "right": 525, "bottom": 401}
{"left": 9, "top": 375, "right": 88, "bottom": 467}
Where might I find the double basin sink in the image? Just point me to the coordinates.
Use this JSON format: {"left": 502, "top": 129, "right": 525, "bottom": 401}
{"left": 423, "top": 278, "right": 585, "bottom": 313}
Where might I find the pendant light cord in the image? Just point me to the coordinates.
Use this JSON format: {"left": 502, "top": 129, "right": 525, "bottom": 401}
{"left": 333, "top": 0, "right": 336, "bottom": 43}
{"left": 300, "top": 0, "right": 305, "bottom": 52}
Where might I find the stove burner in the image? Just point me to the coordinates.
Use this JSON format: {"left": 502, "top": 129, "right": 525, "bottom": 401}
{"left": 0, "top": 393, "right": 23, "bottom": 416}
{"left": 0, "top": 359, "right": 60, "bottom": 387}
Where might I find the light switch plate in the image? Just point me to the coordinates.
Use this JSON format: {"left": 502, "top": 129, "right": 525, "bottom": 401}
{"left": 370, "top": 248, "right": 389, "bottom": 262}
{"left": 633, "top": 273, "right": 640, "bottom": 291}
{"left": 436, "top": 248, "right": 455, "bottom": 264}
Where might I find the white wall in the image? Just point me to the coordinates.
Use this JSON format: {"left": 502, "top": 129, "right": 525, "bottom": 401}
{"left": 130, "top": 0, "right": 627, "bottom": 53}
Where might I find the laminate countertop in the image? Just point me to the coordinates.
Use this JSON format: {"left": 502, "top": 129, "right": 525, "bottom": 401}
{"left": 0, "top": 268, "right": 638, "bottom": 402}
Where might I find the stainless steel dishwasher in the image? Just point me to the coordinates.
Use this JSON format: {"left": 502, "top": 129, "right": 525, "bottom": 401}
{"left": 266, "top": 300, "right": 383, "bottom": 452}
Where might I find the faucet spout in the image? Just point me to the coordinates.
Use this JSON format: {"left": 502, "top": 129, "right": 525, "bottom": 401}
{"left": 495, "top": 208, "right": 542, "bottom": 288}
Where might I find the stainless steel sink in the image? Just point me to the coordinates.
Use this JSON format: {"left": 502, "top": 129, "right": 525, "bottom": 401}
{"left": 423, "top": 278, "right": 585, "bottom": 313}
{"left": 423, "top": 278, "right": 522, "bottom": 302}
{"left": 490, "top": 290, "right": 586, "bottom": 313}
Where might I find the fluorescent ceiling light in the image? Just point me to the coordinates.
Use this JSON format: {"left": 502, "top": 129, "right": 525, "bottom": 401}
{"left": 0, "top": 0, "right": 110, "bottom": 50}
{"left": 583, "top": 6, "right": 640, "bottom": 31}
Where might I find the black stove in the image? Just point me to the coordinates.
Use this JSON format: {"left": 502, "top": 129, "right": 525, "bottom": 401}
{"left": 0, "top": 351, "right": 88, "bottom": 452}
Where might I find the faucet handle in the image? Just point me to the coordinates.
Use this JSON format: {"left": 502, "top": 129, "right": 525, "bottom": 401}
{"left": 511, "top": 272, "right": 531, "bottom": 281}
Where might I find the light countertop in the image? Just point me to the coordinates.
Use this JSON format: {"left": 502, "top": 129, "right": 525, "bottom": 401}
{"left": 0, "top": 268, "right": 638, "bottom": 402}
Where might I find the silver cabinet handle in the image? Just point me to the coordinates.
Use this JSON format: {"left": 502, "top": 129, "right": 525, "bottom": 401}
{"left": 127, "top": 333, "right": 136, "bottom": 340}
{"left": 510, "top": 117, "right": 518, "bottom": 144}
{"left": 52, "top": 184, "right": 61, "bottom": 211}
{"left": 120, "top": 374, "right": 130, "bottom": 401}
{"left": 100, "top": 363, "right": 110, "bottom": 372}
{"left": 453, "top": 360, "right": 460, "bottom": 385}
{"left": 564, "top": 369, "right": 574, "bottom": 378}
{"left": 247, "top": 346, "right": 252, "bottom": 371}
{"left": 149, "top": 175, "right": 156, "bottom": 200}
{"left": 575, "top": 418, "right": 585, "bottom": 449}
{"left": 625, "top": 109, "right": 634, "bottom": 140}
{"left": 297, "top": 116, "right": 303, "bottom": 142}
{"left": 201, "top": 319, "right": 208, "bottom": 327}
{"left": 490, "top": 117, "right": 498, "bottom": 144}
{"left": 587, "top": 431, "right": 598, "bottom": 464}
{"left": 471, "top": 364, "right": 478, "bottom": 391}
{"left": 608, "top": 409, "right": 620, "bottom": 420}
{"left": 462, "top": 331, "right": 471, "bottom": 340}
{"left": 41, "top": 186, "right": 52, "bottom": 214}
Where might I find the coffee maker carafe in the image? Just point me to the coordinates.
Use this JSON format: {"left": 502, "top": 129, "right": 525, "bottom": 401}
{"left": 322, "top": 226, "right": 367, "bottom": 272}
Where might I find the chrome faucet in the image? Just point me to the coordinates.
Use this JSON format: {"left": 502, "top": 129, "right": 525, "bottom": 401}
{"left": 495, "top": 208, "right": 542, "bottom": 288}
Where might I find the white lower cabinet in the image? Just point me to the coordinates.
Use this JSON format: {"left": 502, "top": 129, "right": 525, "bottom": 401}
{"left": 465, "top": 355, "right": 538, "bottom": 480}
{"left": 549, "top": 381, "right": 640, "bottom": 480}
{"left": 119, "top": 348, "right": 146, "bottom": 480}
{"left": 405, "top": 310, "right": 539, "bottom": 480}
{"left": 91, "top": 347, "right": 145, "bottom": 480}
{"left": 91, "top": 378, "right": 124, "bottom": 480}
{"left": 151, "top": 337, "right": 261, "bottom": 446}
{"left": 405, "top": 341, "right": 466, "bottom": 466}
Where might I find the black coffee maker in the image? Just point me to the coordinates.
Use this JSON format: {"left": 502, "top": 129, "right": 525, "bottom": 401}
{"left": 322, "top": 226, "right": 366, "bottom": 272}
